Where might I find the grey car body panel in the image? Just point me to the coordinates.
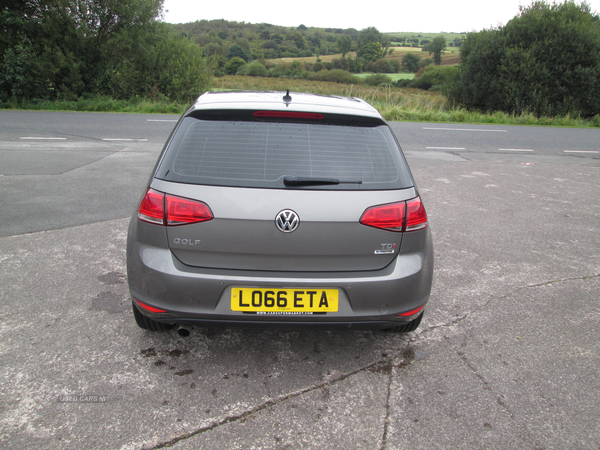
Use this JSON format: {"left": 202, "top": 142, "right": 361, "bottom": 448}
{"left": 127, "top": 219, "right": 433, "bottom": 322}
{"left": 150, "top": 179, "right": 418, "bottom": 272}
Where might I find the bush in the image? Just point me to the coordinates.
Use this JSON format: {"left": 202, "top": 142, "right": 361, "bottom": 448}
{"left": 394, "top": 78, "right": 413, "bottom": 88}
{"left": 363, "top": 59, "right": 400, "bottom": 73}
{"left": 330, "top": 57, "right": 360, "bottom": 73}
{"left": 267, "top": 63, "right": 311, "bottom": 79}
{"left": 402, "top": 53, "right": 421, "bottom": 73}
{"left": 363, "top": 73, "right": 393, "bottom": 86}
{"left": 331, "top": 57, "right": 351, "bottom": 71}
{"left": 410, "top": 65, "right": 459, "bottom": 95}
{"left": 452, "top": 1, "right": 600, "bottom": 117}
{"left": 225, "top": 57, "right": 246, "bottom": 75}
{"left": 312, "top": 61, "right": 324, "bottom": 72}
{"left": 238, "top": 61, "right": 268, "bottom": 77}
{"left": 150, "top": 35, "right": 212, "bottom": 103}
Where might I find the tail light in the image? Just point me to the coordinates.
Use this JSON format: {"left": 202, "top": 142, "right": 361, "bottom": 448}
{"left": 137, "top": 188, "right": 213, "bottom": 226}
{"left": 360, "top": 196, "right": 428, "bottom": 232}
{"left": 405, "top": 197, "right": 428, "bottom": 231}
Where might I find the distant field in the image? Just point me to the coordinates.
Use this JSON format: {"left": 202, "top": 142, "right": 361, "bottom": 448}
{"left": 354, "top": 73, "right": 414, "bottom": 81}
{"left": 267, "top": 52, "right": 357, "bottom": 64}
{"left": 268, "top": 47, "right": 460, "bottom": 67}
{"left": 387, "top": 46, "right": 423, "bottom": 52}
{"left": 385, "top": 31, "right": 467, "bottom": 41}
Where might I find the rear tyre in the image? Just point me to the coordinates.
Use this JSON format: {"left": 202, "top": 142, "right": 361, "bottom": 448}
{"left": 383, "top": 312, "right": 423, "bottom": 333}
{"left": 132, "top": 303, "right": 174, "bottom": 331}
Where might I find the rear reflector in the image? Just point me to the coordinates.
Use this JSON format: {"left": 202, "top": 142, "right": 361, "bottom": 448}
{"left": 359, "top": 196, "right": 428, "bottom": 232}
{"left": 398, "top": 305, "right": 424, "bottom": 317}
{"left": 254, "top": 111, "right": 324, "bottom": 120}
{"left": 135, "top": 299, "right": 167, "bottom": 313}
{"left": 137, "top": 189, "right": 213, "bottom": 226}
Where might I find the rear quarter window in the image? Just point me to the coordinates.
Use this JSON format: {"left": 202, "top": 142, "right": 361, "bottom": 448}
{"left": 155, "top": 117, "right": 413, "bottom": 190}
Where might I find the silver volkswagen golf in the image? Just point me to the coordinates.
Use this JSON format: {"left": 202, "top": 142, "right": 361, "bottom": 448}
{"left": 127, "top": 91, "right": 433, "bottom": 335}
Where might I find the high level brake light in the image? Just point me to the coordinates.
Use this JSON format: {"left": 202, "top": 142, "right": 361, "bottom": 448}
{"left": 137, "top": 188, "right": 213, "bottom": 226}
{"left": 254, "top": 111, "right": 324, "bottom": 120}
{"left": 359, "top": 196, "right": 428, "bottom": 232}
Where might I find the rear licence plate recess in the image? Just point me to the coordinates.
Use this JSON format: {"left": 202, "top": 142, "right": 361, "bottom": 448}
{"left": 231, "top": 288, "right": 339, "bottom": 314}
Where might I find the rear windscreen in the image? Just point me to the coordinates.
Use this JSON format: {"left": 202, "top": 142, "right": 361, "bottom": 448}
{"left": 155, "top": 117, "right": 413, "bottom": 190}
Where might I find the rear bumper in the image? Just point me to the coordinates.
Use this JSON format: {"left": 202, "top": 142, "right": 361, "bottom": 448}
{"left": 133, "top": 299, "right": 424, "bottom": 330}
{"left": 127, "top": 219, "right": 434, "bottom": 329}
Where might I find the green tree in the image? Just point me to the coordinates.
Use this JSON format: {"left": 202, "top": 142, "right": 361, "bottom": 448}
{"left": 226, "top": 44, "right": 249, "bottom": 61}
{"left": 358, "top": 27, "right": 382, "bottom": 47}
{"left": 287, "top": 31, "right": 307, "bottom": 50}
{"left": 203, "top": 42, "right": 223, "bottom": 56}
{"left": 150, "top": 34, "right": 211, "bottom": 102}
{"left": 452, "top": 0, "right": 600, "bottom": 117}
{"left": 0, "top": 0, "right": 211, "bottom": 103}
{"left": 357, "top": 42, "right": 383, "bottom": 63}
{"left": 337, "top": 35, "right": 352, "bottom": 57}
{"left": 428, "top": 36, "right": 447, "bottom": 65}
{"left": 402, "top": 53, "right": 421, "bottom": 72}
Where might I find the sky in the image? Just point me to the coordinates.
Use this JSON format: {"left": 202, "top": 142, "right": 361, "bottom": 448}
{"left": 162, "top": 0, "right": 600, "bottom": 33}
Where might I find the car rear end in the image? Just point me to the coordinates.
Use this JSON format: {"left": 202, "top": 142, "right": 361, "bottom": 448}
{"left": 127, "top": 91, "right": 433, "bottom": 332}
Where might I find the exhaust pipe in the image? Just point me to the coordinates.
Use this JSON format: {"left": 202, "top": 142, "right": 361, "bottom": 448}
{"left": 176, "top": 325, "right": 191, "bottom": 337}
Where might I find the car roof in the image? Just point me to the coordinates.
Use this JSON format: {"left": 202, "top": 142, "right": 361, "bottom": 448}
{"left": 188, "top": 91, "right": 384, "bottom": 120}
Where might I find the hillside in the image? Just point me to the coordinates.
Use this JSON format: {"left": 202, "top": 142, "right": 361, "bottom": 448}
{"left": 170, "top": 19, "right": 464, "bottom": 66}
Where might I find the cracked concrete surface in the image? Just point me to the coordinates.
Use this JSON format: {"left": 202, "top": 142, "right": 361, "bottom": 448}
{"left": 1, "top": 159, "right": 599, "bottom": 449}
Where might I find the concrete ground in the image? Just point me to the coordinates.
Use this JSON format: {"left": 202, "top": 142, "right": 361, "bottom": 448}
{"left": 0, "top": 116, "right": 599, "bottom": 449}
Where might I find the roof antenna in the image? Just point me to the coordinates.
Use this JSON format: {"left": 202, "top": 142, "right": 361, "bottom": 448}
{"left": 283, "top": 89, "right": 292, "bottom": 103}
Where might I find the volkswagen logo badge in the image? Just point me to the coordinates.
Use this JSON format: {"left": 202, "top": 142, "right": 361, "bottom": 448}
{"left": 275, "top": 209, "right": 300, "bottom": 233}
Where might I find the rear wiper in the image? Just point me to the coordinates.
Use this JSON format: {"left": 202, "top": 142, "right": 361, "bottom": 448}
{"left": 283, "top": 176, "right": 362, "bottom": 187}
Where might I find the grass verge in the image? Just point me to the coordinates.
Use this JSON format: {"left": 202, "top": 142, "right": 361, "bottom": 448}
{"left": 3, "top": 77, "right": 600, "bottom": 128}
{"left": 0, "top": 96, "right": 187, "bottom": 114}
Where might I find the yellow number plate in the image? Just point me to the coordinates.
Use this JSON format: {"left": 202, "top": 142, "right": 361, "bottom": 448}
{"left": 231, "top": 288, "right": 338, "bottom": 313}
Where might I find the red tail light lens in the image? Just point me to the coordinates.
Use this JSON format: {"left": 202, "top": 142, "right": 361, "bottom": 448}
{"left": 138, "top": 189, "right": 165, "bottom": 225}
{"left": 360, "top": 197, "right": 428, "bottom": 232}
{"left": 137, "top": 189, "right": 213, "bottom": 226}
{"left": 405, "top": 197, "right": 428, "bottom": 231}
{"left": 359, "top": 202, "right": 405, "bottom": 231}
{"left": 166, "top": 195, "right": 213, "bottom": 225}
